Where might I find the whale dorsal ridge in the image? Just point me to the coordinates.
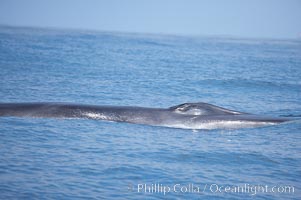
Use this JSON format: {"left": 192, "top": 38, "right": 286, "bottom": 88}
{"left": 170, "top": 102, "right": 245, "bottom": 116}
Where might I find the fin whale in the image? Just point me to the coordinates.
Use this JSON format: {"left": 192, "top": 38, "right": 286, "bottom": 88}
{"left": 0, "top": 102, "right": 292, "bottom": 130}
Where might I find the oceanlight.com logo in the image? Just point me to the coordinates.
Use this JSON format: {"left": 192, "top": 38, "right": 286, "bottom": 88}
{"left": 128, "top": 183, "right": 295, "bottom": 196}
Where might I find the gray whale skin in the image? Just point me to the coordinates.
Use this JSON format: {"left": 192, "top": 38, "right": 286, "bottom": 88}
{"left": 0, "top": 102, "right": 292, "bottom": 130}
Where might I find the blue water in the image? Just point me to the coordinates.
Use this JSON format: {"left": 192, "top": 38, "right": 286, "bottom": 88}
{"left": 0, "top": 26, "right": 300, "bottom": 199}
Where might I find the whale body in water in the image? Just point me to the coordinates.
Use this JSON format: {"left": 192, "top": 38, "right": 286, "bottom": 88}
{"left": 0, "top": 102, "right": 292, "bottom": 130}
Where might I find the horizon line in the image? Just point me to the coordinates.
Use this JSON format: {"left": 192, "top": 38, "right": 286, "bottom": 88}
{"left": 1, "top": 24, "right": 300, "bottom": 41}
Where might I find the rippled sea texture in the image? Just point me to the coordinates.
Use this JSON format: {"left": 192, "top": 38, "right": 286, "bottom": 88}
{"left": 0, "top": 26, "right": 300, "bottom": 199}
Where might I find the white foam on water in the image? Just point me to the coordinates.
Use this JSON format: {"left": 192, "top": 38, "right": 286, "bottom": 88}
{"left": 82, "top": 112, "right": 111, "bottom": 120}
{"left": 162, "top": 121, "right": 277, "bottom": 130}
{"left": 81, "top": 112, "right": 279, "bottom": 130}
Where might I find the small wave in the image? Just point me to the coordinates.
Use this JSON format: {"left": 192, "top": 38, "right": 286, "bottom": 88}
{"left": 163, "top": 121, "right": 277, "bottom": 130}
{"left": 279, "top": 114, "right": 301, "bottom": 118}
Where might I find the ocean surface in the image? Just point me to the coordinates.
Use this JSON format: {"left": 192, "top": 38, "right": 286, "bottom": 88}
{"left": 0, "top": 26, "right": 300, "bottom": 199}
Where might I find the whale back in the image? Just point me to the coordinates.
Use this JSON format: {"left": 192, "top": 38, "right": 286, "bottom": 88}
{"left": 169, "top": 102, "right": 246, "bottom": 116}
